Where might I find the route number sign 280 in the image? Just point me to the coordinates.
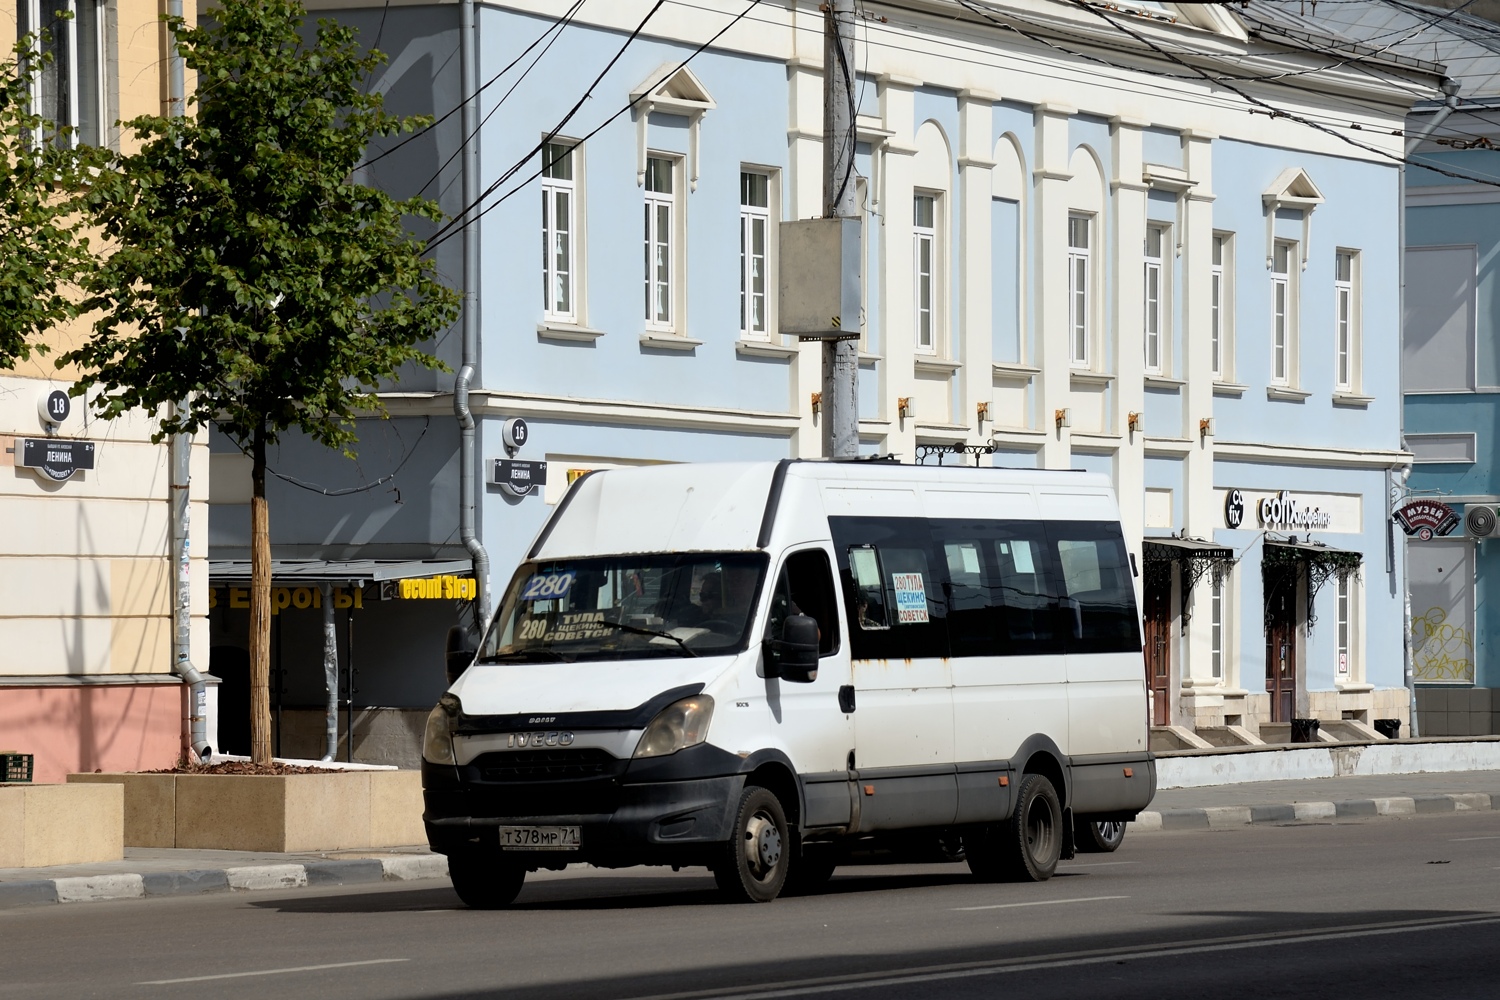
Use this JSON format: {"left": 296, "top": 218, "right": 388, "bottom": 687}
{"left": 520, "top": 572, "right": 576, "bottom": 601}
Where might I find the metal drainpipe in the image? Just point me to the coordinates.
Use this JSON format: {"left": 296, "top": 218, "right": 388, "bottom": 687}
{"left": 167, "top": 0, "right": 211, "bottom": 761}
{"left": 455, "top": 0, "right": 491, "bottom": 629}
{"left": 1397, "top": 78, "right": 1459, "bottom": 739}
{"left": 319, "top": 583, "right": 338, "bottom": 761}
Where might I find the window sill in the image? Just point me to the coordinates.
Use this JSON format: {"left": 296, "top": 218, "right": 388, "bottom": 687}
{"left": 537, "top": 321, "right": 605, "bottom": 343}
{"left": 1335, "top": 681, "right": 1375, "bottom": 693}
{"left": 1144, "top": 374, "right": 1187, "bottom": 390}
{"left": 735, "top": 338, "right": 799, "bottom": 359}
{"left": 913, "top": 422, "right": 970, "bottom": 435}
{"left": 992, "top": 362, "right": 1040, "bottom": 382}
{"left": 858, "top": 352, "right": 882, "bottom": 365}
{"left": 1070, "top": 370, "right": 1115, "bottom": 388}
{"left": 1332, "top": 391, "right": 1375, "bottom": 408}
{"left": 639, "top": 333, "right": 703, "bottom": 352}
{"left": 914, "top": 357, "right": 962, "bottom": 376}
{"left": 1266, "top": 385, "right": 1312, "bottom": 401}
{"left": 1213, "top": 381, "right": 1248, "bottom": 397}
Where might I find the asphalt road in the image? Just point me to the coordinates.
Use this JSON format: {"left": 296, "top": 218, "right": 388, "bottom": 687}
{"left": 5, "top": 812, "right": 1500, "bottom": 1000}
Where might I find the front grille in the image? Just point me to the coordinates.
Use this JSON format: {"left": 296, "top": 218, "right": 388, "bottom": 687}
{"left": 472, "top": 748, "right": 620, "bottom": 782}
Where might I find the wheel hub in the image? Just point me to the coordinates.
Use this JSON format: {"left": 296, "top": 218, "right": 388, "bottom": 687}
{"left": 745, "top": 811, "right": 782, "bottom": 877}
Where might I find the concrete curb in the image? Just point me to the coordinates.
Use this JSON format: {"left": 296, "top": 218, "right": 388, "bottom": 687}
{"left": 1130, "top": 792, "right": 1495, "bottom": 833}
{"left": 0, "top": 854, "right": 449, "bottom": 910}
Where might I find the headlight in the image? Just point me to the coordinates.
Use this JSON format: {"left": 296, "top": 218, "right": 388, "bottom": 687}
{"left": 422, "top": 694, "right": 461, "bottom": 765}
{"left": 633, "top": 696, "right": 714, "bottom": 759}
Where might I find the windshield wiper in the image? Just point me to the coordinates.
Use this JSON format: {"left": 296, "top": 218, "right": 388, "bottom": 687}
{"left": 595, "top": 620, "right": 698, "bottom": 657}
{"left": 474, "top": 648, "right": 573, "bottom": 664}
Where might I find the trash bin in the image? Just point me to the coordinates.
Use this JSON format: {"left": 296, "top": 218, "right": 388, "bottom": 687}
{"left": 1290, "top": 718, "right": 1321, "bottom": 743}
{"left": 1373, "top": 718, "right": 1401, "bottom": 739}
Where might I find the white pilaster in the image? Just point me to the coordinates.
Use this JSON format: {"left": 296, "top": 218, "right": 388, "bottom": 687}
{"left": 959, "top": 90, "right": 997, "bottom": 445}
{"left": 1033, "top": 104, "right": 1073, "bottom": 469}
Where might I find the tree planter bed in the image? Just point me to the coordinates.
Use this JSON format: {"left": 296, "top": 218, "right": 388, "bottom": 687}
{"left": 66, "top": 770, "right": 424, "bottom": 852}
{"left": 0, "top": 783, "right": 123, "bottom": 868}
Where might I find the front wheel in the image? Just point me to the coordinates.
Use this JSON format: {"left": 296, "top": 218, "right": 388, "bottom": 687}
{"left": 1073, "top": 816, "right": 1127, "bottom": 853}
{"left": 714, "top": 785, "right": 790, "bottom": 902}
{"left": 448, "top": 851, "right": 526, "bottom": 909}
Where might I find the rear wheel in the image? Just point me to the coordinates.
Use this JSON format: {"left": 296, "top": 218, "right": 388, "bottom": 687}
{"left": 448, "top": 851, "right": 526, "bottom": 909}
{"left": 966, "top": 773, "right": 1062, "bottom": 883}
{"left": 714, "top": 784, "right": 789, "bottom": 902}
{"left": 1073, "top": 816, "right": 1127, "bottom": 853}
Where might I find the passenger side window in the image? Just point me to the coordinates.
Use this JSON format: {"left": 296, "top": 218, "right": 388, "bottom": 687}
{"left": 767, "top": 548, "right": 840, "bottom": 656}
{"left": 1048, "top": 524, "right": 1140, "bottom": 653}
{"left": 930, "top": 519, "right": 1059, "bottom": 657}
{"left": 830, "top": 517, "right": 950, "bottom": 661}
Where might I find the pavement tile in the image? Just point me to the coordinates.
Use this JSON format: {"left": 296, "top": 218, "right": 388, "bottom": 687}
{"left": 54, "top": 875, "right": 144, "bottom": 903}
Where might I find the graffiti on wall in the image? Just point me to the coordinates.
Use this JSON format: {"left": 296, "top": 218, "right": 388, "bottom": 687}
{"left": 1412, "top": 606, "right": 1476, "bottom": 683}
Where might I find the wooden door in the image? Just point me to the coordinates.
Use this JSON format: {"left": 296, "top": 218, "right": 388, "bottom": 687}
{"left": 1264, "top": 565, "right": 1298, "bottom": 722}
{"left": 1143, "top": 578, "right": 1172, "bottom": 726}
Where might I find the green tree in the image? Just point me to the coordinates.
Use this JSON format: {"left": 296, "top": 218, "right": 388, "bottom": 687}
{"left": 0, "top": 33, "right": 108, "bottom": 367}
{"left": 64, "top": 0, "right": 461, "bottom": 765}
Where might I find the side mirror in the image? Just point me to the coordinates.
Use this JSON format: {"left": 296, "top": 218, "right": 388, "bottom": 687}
{"left": 767, "top": 614, "right": 819, "bottom": 683}
{"left": 445, "top": 625, "right": 479, "bottom": 686}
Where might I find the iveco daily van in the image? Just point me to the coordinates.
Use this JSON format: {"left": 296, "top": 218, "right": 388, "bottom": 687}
{"left": 422, "top": 460, "right": 1155, "bottom": 906}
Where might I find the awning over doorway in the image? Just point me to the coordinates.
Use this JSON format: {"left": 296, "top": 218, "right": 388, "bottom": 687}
{"left": 1142, "top": 537, "right": 1237, "bottom": 632}
{"left": 209, "top": 559, "right": 471, "bottom": 585}
{"left": 1263, "top": 540, "right": 1362, "bottom": 632}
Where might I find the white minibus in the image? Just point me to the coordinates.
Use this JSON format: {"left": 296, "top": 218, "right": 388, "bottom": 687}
{"left": 422, "top": 460, "right": 1155, "bottom": 906}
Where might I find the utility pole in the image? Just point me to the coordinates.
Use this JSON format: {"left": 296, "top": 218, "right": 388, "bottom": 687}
{"left": 822, "top": 0, "right": 859, "bottom": 459}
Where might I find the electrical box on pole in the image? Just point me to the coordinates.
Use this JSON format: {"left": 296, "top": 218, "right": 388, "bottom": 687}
{"left": 780, "top": 218, "right": 862, "bottom": 341}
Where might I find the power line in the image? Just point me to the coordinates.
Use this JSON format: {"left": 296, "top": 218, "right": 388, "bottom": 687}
{"left": 359, "top": 0, "right": 589, "bottom": 172}
{"left": 423, "top": 0, "right": 761, "bottom": 257}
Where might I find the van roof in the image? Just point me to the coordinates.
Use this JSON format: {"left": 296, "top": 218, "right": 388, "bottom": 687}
{"left": 528, "top": 461, "right": 1118, "bottom": 561}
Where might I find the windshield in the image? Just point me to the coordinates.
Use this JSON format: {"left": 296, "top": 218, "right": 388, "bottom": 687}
{"left": 479, "top": 553, "right": 770, "bottom": 663}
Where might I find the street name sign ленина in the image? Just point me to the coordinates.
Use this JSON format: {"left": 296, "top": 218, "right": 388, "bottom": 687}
{"left": 18, "top": 438, "right": 95, "bottom": 482}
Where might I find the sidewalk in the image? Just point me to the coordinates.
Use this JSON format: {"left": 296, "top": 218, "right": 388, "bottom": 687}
{"left": 1134, "top": 768, "right": 1500, "bottom": 831}
{"left": 0, "top": 845, "right": 448, "bottom": 909}
{"left": 5, "top": 769, "right": 1499, "bottom": 909}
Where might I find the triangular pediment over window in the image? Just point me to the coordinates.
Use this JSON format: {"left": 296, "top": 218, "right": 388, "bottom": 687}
{"left": 630, "top": 64, "right": 717, "bottom": 116}
{"left": 1263, "top": 167, "right": 1325, "bottom": 211}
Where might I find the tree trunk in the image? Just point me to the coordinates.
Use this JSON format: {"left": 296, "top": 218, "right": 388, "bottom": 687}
{"left": 249, "top": 425, "right": 273, "bottom": 766}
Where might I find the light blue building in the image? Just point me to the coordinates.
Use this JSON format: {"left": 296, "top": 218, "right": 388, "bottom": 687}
{"left": 206, "top": 1, "right": 1439, "bottom": 760}
{"left": 1270, "top": 0, "right": 1500, "bottom": 737}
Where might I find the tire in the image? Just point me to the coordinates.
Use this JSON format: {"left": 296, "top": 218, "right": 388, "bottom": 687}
{"left": 448, "top": 851, "right": 526, "bottom": 909}
{"left": 782, "top": 852, "right": 837, "bottom": 897}
{"left": 714, "top": 784, "right": 790, "bottom": 903}
{"left": 1073, "top": 816, "right": 1127, "bottom": 854}
{"left": 966, "top": 773, "right": 1062, "bottom": 883}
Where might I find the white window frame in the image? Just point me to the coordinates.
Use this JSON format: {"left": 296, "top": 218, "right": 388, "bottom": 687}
{"left": 739, "top": 168, "right": 774, "bottom": 340}
{"left": 541, "top": 140, "right": 579, "bottom": 324}
{"left": 1334, "top": 248, "right": 1360, "bottom": 393}
{"left": 20, "top": 0, "right": 107, "bottom": 148}
{"left": 1068, "top": 214, "right": 1092, "bottom": 368}
{"left": 913, "top": 192, "right": 939, "bottom": 355}
{"left": 1210, "top": 571, "right": 1225, "bottom": 681}
{"left": 1336, "top": 573, "right": 1351, "bottom": 679}
{"left": 643, "top": 153, "right": 680, "bottom": 333}
{"left": 1144, "top": 223, "right": 1168, "bottom": 375}
{"left": 1271, "top": 240, "right": 1298, "bottom": 387}
{"left": 1211, "top": 232, "right": 1234, "bottom": 381}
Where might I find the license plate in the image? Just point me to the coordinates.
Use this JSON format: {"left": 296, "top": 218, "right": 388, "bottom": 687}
{"left": 498, "top": 825, "right": 580, "bottom": 851}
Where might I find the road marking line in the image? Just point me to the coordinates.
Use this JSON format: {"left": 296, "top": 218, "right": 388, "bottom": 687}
{"left": 138, "top": 958, "right": 407, "bottom": 985}
{"left": 1450, "top": 836, "right": 1500, "bottom": 842}
{"left": 1060, "top": 861, "right": 1140, "bottom": 868}
{"left": 954, "top": 895, "right": 1128, "bottom": 912}
{"left": 618, "top": 913, "right": 1500, "bottom": 1000}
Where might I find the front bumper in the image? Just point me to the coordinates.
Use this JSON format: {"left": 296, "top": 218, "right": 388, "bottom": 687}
{"left": 422, "top": 743, "right": 746, "bottom": 866}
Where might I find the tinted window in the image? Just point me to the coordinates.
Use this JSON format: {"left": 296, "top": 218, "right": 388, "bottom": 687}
{"left": 1048, "top": 522, "right": 1140, "bottom": 653}
{"left": 931, "top": 519, "right": 1059, "bottom": 657}
{"left": 830, "top": 517, "right": 950, "bottom": 661}
{"left": 767, "top": 548, "right": 841, "bottom": 656}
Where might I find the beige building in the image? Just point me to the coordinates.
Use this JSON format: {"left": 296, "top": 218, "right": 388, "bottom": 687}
{"left": 0, "top": 0, "right": 209, "bottom": 783}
